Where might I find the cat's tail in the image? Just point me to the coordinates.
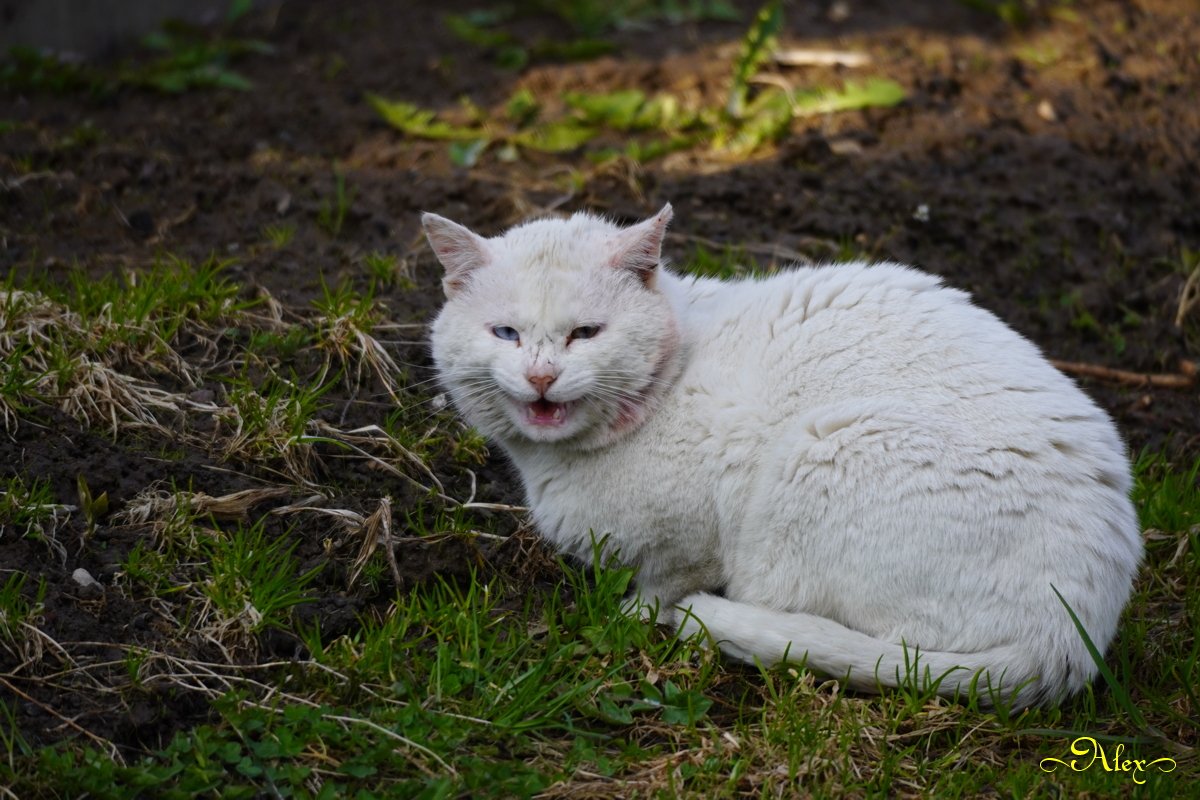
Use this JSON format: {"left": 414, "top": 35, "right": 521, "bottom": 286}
{"left": 674, "top": 593, "right": 1079, "bottom": 708}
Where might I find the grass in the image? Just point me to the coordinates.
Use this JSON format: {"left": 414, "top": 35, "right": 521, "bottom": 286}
{"left": 316, "top": 172, "right": 354, "bottom": 239}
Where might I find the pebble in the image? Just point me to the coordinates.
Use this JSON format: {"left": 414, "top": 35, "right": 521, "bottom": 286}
{"left": 72, "top": 568, "right": 99, "bottom": 588}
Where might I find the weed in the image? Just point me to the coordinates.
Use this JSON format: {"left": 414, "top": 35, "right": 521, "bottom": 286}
{"left": 311, "top": 281, "right": 405, "bottom": 402}
{"left": 361, "top": 251, "right": 414, "bottom": 290}
{"left": 316, "top": 172, "right": 353, "bottom": 238}
{"left": 260, "top": 222, "right": 296, "bottom": 249}
{"left": 217, "top": 373, "right": 332, "bottom": 482}
{"left": 0, "top": 475, "right": 73, "bottom": 563}
{"left": 199, "top": 518, "right": 320, "bottom": 647}
{"left": 75, "top": 474, "right": 109, "bottom": 541}
{"left": 0, "top": 573, "right": 47, "bottom": 666}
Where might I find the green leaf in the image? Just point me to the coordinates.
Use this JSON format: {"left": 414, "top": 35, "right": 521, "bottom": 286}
{"left": 367, "top": 94, "right": 486, "bottom": 141}
{"left": 505, "top": 89, "right": 540, "bottom": 126}
{"left": 790, "top": 78, "right": 907, "bottom": 117}
{"left": 512, "top": 120, "right": 596, "bottom": 153}
{"left": 592, "top": 695, "right": 634, "bottom": 725}
{"left": 448, "top": 138, "right": 489, "bottom": 168}
{"left": 566, "top": 90, "right": 647, "bottom": 129}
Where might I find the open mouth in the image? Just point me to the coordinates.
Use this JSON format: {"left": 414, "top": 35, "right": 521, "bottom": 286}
{"left": 525, "top": 398, "right": 570, "bottom": 427}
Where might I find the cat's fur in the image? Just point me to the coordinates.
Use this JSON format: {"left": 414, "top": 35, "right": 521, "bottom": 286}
{"left": 424, "top": 204, "right": 1142, "bottom": 707}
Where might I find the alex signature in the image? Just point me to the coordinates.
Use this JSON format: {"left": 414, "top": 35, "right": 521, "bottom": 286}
{"left": 1040, "top": 737, "right": 1176, "bottom": 785}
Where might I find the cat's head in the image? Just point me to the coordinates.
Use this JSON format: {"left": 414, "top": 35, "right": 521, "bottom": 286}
{"left": 425, "top": 205, "right": 681, "bottom": 449}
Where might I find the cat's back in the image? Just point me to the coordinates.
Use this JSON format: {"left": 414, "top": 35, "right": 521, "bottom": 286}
{"left": 663, "top": 261, "right": 1127, "bottom": 491}
{"left": 672, "top": 262, "right": 1091, "bottom": 415}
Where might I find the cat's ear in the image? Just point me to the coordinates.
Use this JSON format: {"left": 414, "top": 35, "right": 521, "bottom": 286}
{"left": 422, "top": 213, "right": 492, "bottom": 297}
{"left": 611, "top": 203, "right": 673, "bottom": 288}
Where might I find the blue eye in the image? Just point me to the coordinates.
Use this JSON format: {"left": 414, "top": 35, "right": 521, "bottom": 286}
{"left": 569, "top": 325, "right": 602, "bottom": 343}
{"left": 492, "top": 325, "right": 520, "bottom": 342}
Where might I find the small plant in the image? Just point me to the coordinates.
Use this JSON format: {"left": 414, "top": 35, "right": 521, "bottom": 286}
{"left": 361, "top": 251, "right": 414, "bottom": 290}
{"left": 0, "top": 476, "right": 73, "bottom": 562}
{"left": 76, "top": 474, "right": 110, "bottom": 541}
{"left": 218, "top": 373, "right": 331, "bottom": 481}
{"left": 125, "top": 22, "right": 273, "bottom": 93}
{"left": 200, "top": 518, "right": 321, "bottom": 644}
{"left": 117, "top": 540, "right": 179, "bottom": 596}
{"left": 316, "top": 172, "right": 354, "bottom": 238}
{"left": 311, "top": 281, "right": 405, "bottom": 402}
{"left": 261, "top": 222, "right": 296, "bottom": 249}
{"left": 0, "top": 573, "right": 47, "bottom": 665}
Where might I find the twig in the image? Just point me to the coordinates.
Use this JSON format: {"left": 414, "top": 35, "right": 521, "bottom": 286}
{"left": 1051, "top": 359, "right": 1198, "bottom": 389}
{"left": 1176, "top": 263, "right": 1200, "bottom": 329}
{"left": 774, "top": 48, "right": 872, "bottom": 67}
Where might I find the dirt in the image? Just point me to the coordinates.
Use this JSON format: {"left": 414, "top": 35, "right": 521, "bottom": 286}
{"left": 2, "top": 0, "right": 1198, "bottom": 756}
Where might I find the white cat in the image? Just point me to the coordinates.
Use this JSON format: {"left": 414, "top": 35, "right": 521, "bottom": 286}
{"left": 424, "top": 204, "right": 1142, "bottom": 708}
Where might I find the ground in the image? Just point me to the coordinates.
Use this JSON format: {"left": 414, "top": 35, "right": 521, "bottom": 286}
{"left": 1, "top": 0, "right": 1197, "bottom": 795}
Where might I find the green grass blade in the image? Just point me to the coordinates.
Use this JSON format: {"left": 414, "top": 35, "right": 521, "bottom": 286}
{"left": 1050, "top": 584, "right": 1149, "bottom": 732}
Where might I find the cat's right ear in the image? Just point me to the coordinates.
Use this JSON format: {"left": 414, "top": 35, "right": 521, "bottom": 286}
{"left": 422, "top": 213, "right": 491, "bottom": 297}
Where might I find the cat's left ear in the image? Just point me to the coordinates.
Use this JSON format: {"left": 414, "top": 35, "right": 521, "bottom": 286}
{"left": 611, "top": 203, "right": 673, "bottom": 289}
{"left": 422, "top": 212, "right": 492, "bottom": 297}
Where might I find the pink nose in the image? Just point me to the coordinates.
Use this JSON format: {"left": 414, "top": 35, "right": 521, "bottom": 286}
{"left": 527, "top": 374, "right": 556, "bottom": 395}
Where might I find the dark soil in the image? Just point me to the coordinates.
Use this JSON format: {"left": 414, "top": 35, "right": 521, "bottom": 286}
{"left": 2, "top": 0, "right": 1198, "bottom": 756}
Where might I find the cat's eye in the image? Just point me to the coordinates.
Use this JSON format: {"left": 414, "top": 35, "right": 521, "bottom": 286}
{"left": 492, "top": 325, "right": 520, "bottom": 342}
{"left": 568, "top": 325, "right": 602, "bottom": 343}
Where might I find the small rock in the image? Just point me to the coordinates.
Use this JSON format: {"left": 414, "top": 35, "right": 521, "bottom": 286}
{"left": 1037, "top": 99, "right": 1057, "bottom": 122}
{"left": 72, "top": 568, "right": 100, "bottom": 589}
